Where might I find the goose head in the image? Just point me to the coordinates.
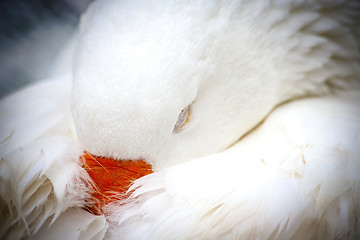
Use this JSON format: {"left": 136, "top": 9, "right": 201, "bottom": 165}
{"left": 71, "top": 1, "right": 334, "bottom": 169}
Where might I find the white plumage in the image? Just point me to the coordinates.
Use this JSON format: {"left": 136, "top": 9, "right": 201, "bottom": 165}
{"left": 1, "top": 0, "right": 360, "bottom": 239}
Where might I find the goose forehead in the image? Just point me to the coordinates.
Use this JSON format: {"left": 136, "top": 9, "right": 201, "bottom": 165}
{"left": 72, "top": 64, "right": 201, "bottom": 118}
{"left": 73, "top": 25, "right": 208, "bottom": 100}
{"left": 73, "top": 34, "right": 210, "bottom": 112}
{"left": 74, "top": 2, "right": 216, "bottom": 82}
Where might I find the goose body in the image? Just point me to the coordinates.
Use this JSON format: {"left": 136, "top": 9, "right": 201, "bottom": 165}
{"left": 1, "top": 0, "right": 360, "bottom": 239}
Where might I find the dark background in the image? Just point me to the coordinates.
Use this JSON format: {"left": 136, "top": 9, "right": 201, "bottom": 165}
{"left": 0, "top": 0, "right": 93, "bottom": 98}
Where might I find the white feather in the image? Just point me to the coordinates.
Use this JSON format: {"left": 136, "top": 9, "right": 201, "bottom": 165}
{"left": 1, "top": 0, "right": 360, "bottom": 239}
{"left": 33, "top": 208, "right": 108, "bottom": 240}
{"left": 106, "top": 92, "right": 360, "bottom": 239}
{"left": 0, "top": 76, "right": 107, "bottom": 239}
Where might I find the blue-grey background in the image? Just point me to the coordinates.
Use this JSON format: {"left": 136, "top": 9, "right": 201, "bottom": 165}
{"left": 0, "top": 0, "right": 93, "bottom": 98}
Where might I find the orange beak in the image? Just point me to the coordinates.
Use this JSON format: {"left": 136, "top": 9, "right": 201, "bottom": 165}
{"left": 81, "top": 152, "right": 153, "bottom": 215}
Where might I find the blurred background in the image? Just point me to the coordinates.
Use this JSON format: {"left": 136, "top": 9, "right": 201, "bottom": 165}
{"left": 0, "top": 0, "right": 93, "bottom": 98}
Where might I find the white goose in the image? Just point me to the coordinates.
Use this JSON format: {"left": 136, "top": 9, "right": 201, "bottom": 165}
{"left": 1, "top": 0, "right": 360, "bottom": 239}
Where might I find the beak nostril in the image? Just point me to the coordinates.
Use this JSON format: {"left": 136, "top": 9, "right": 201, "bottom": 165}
{"left": 80, "top": 151, "right": 153, "bottom": 215}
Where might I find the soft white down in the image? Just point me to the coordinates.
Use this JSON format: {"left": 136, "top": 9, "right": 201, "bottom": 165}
{"left": 0, "top": 0, "right": 360, "bottom": 239}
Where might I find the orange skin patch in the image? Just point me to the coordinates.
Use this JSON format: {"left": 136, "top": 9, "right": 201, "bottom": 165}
{"left": 81, "top": 152, "right": 153, "bottom": 215}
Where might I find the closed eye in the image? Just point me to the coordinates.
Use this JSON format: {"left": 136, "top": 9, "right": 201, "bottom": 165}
{"left": 173, "top": 105, "right": 190, "bottom": 133}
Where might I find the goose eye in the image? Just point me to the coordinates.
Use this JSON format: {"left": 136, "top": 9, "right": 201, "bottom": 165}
{"left": 173, "top": 105, "right": 190, "bottom": 133}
